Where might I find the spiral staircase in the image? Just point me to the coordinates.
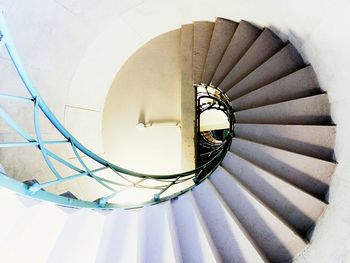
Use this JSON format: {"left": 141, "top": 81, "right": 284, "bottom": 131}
{"left": 0, "top": 11, "right": 338, "bottom": 263}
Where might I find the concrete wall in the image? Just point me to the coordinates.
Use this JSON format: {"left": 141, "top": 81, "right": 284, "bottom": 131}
{"left": 102, "top": 29, "right": 182, "bottom": 174}
{"left": 0, "top": 0, "right": 349, "bottom": 260}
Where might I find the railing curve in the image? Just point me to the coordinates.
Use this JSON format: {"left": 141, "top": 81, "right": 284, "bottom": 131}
{"left": 0, "top": 11, "right": 234, "bottom": 208}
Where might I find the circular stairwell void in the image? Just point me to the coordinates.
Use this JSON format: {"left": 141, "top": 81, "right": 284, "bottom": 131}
{"left": 0, "top": 15, "right": 337, "bottom": 263}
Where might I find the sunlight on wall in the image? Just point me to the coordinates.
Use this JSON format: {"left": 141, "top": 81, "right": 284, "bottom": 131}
{"left": 200, "top": 110, "right": 229, "bottom": 132}
{"left": 102, "top": 29, "right": 182, "bottom": 176}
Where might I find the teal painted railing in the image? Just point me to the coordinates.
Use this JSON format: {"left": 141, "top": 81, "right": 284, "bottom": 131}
{"left": 0, "top": 11, "right": 233, "bottom": 208}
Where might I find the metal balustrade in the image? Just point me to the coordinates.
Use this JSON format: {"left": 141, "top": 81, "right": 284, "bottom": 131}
{"left": 0, "top": 11, "right": 234, "bottom": 208}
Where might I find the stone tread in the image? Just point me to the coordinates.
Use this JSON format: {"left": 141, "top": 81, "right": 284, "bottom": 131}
{"left": 202, "top": 17, "right": 238, "bottom": 85}
{"left": 193, "top": 21, "right": 215, "bottom": 84}
{"left": 210, "top": 166, "right": 307, "bottom": 263}
{"left": 219, "top": 28, "right": 284, "bottom": 92}
{"left": 193, "top": 180, "right": 267, "bottom": 262}
{"left": 231, "top": 66, "right": 321, "bottom": 111}
{"left": 226, "top": 43, "right": 305, "bottom": 100}
{"left": 235, "top": 94, "right": 332, "bottom": 125}
{"left": 234, "top": 123, "right": 336, "bottom": 161}
{"left": 229, "top": 137, "right": 336, "bottom": 199}
{"left": 212, "top": 20, "right": 262, "bottom": 87}
{"left": 222, "top": 151, "right": 326, "bottom": 235}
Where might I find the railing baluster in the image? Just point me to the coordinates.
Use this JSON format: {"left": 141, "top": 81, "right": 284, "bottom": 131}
{"left": 0, "top": 10, "right": 234, "bottom": 207}
{"left": 33, "top": 98, "right": 62, "bottom": 179}
{"left": 0, "top": 93, "right": 33, "bottom": 102}
{"left": 154, "top": 176, "right": 181, "bottom": 202}
{"left": 0, "top": 140, "right": 67, "bottom": 148}
{"left": 28, "top": 166, "right": 108, "bottom": 194}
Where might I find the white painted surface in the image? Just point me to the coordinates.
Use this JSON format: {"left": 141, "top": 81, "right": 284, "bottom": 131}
{"left": 96, "top": 209, "right": 140, "bottom": 263}
{"left": 141, "top": 203, "right": 178, "bottom": 263}
{"left": 200, "top": 109, "right": 229, "bottom": 131}
{"left": 0, "top": 188, "right": 31, "bottom": 248}
{"left": 193, "top": 181, "right": 266, "bottom": 262}
{"left": 0, "top": 201, "right": 68, "bottom": 263}
{"left": 102, "top": 29, "right": 182, "bottom": 175}
{"left": 171, "top": 192, "right": 221, "bottom": 263}
{"left": 47, "top": 208, "right": 105, "bottom": 263}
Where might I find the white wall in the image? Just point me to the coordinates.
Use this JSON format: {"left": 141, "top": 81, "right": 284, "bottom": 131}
{"left": 0, "top": 0, "right": 349, "bottom": 260}
{"left": 102, "top": 29, "right": 182, "bottom": 174}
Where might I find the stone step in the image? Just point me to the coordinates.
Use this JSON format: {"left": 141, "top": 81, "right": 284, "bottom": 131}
{"left": 210, "top": 166, "right": 307, "bottom": 262}
{"left": 202, "top": 17, "right": 238, "bottom": 85}
{"left": 222, "top": 151, "right": 327, "bottom": 236}
{"left": 193, "top": 21, "right": 215, "bottom": 84}
{"left": 234, "top": 124, "right": 336, "bottom": 161}
{"left": 0, "top": 201, "right": 68, "bottom": 263}
{"left": 229, "top": 137, "right": 336, "bottom": 200}
{"left": 48, "top": 209, "right": 105, "bottom": 263}
{"left": 219, "top": 28, "right": 284, "bottom": 92}
{"left": 96, "top": 209, "right": 140, "bottom": 263}
{"left": 193, "top": 180, "right": 267, "bottom": 262}
{"left": 211, "top": 21, "right": 262, "bottom": 87}
{"left": 171, "top": 192, "right": 220, "bottom": 263}
{"left": 226, "top": 43, "right": 305, "bottom": 100}
{"left": 231, "top": 66, "right": 321, "bottom": 111}
{"left": 235, "top": 94, "right": 332, "bottom": 125}
{"left": 0, "top": 187, "right": 32, "bottom": 246}
{"left": 141, "top": 203, "right": 178, "bottom": 263}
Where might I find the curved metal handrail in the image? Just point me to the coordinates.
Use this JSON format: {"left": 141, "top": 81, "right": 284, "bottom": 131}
{"left": 0, "top": 11, "right": 234, "bottom": 208}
